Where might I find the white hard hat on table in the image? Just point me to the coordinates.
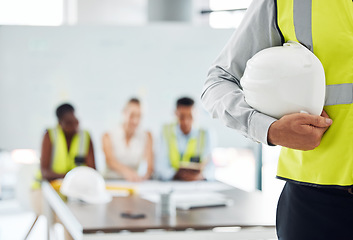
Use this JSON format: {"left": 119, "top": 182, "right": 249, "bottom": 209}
{"left": 60, "top": 166, "right": 112, "bottom": 204}
{"left": 241, "top": 41, "right": 326, "bottom": 119}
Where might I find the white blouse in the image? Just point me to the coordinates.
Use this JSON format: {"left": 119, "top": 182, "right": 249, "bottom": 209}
{"left": 105, "top": 124, "right": 147, "bottom": 179}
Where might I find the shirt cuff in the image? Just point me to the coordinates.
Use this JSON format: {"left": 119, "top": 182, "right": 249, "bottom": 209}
{"left": 249, "top": 111, "right": 277, "bottom": 145}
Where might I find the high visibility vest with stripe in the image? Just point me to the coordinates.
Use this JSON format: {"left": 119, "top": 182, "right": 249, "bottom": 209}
{"left": 163, "top": 124, "right": 206, "bottom": 170}
{"left": 32, "top": 126, "right": 90, "bottom": 188}
{"left": 276, "top": 0, "right": 353, "bottom": 187}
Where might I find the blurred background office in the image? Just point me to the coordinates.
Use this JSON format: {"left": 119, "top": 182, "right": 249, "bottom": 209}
{"left": 0, "top": 0, "right": 282, "bottom": 239}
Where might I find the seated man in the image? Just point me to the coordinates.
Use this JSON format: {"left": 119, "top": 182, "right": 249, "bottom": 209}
{"left": 156, "top": 97, "right": 214, "bottom": 181}
{"left": 38, "top": 103, "right": 95, "bottom": 182}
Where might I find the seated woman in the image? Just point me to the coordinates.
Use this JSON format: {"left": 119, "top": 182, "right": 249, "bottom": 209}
{"left": 102, "top": 98, "right": 153, "bottom": 181}
{"left": 39, "top": 103, "right": 95, "bottom": 181}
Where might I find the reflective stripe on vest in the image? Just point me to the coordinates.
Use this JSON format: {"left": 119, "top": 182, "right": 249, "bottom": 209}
{"left": 32, "top": 126, "right": 90, "bottom": 189}
{"left": 276, "top": 0, "right": 353, "bottom": 187}
{"left": 163, "top": 124, "right": 206, "bottom": 170}
{"left": 293, "top": 0, "right": 313, "bottom": 51}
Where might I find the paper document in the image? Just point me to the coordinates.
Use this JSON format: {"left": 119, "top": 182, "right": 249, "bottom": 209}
{"left": 105, "top": 180, "right": 233, "bottom": 195}
{"left": 142, "top": 191, "right": 233, "bottom": 210}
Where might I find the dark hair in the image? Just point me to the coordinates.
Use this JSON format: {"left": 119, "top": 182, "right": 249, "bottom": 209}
{"left": 127, "top": 97, "right": 140, "bottom": 105}
{"left": 56, "top": 103, "right": 74, "bottom": 121}
{"left": 176, "top": 97, "right": 194, "bottom": 108}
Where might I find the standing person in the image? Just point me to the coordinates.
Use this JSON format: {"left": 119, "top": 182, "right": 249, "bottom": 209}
{"left": 102, "top": 98, "right": 154, "bottom": 181}
{"left": 201, "top": 0, "right": 352, "bottom": 239}
{"left": 39, "top": 103, "right": 95, "bottom": 182}
{"left": 156, "top": 97, "right": 214, "bottom": 181}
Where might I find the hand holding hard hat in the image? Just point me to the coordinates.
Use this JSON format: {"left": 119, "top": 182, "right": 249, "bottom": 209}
{"left": 241, "top": 42, "right": 332, "bottom": 150}
{"left": 60, "top": 166, "right": 112, "bottom": 204}
{"left": 268, "top": 110, "right": 332, "bottom": 150}
{"left": 241, "top": 41, "right": 326, "bottom": 119}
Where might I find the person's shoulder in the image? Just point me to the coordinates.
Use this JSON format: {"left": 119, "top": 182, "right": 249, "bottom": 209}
{"left": 46, "top": 126, "right": 56, "bottom": 133}
{"left": 247, "top": 0, "right": 276, "bottom": 13}
{"left": 43, "top": 130, "right": 50, "bottom": 140}
{"left": 261, "top": 0, "right": 274, "bottom": 4}
{"left": 255, "top": 0, "right": 274, "bottom": 6}
{"left": 43, "top": 128, "right": 55, "bottom": 144}
{"left": 46, "top": 127, "right": 57, "bottom": 138}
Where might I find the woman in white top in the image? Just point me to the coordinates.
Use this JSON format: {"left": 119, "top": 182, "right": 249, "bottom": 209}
{"left": 102, "top": 98, "right": 153, "bottom": 181}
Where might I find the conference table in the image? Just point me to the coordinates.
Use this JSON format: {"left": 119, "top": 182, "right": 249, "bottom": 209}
{"left": 42, "top": 180, "right": 276, "bottom": 240}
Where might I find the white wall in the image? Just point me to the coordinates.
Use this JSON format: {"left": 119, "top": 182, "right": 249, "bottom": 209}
{"left": 76, "top": 0, "right": 147, "bottom": 25}
{"left": 0, "top": 25, "right": 258, "bottom": 169}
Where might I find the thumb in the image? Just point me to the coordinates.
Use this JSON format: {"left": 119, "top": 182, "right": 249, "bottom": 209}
{"left": 304, "top": 114, "right": 332, "bottom": 128}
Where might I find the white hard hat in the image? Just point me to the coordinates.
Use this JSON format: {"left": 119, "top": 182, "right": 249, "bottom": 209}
{"left": 241, "top": 41, "right": 325, "bottom": 119}
{"left": 60, "top": 166, "right": 112, "bottom": 204}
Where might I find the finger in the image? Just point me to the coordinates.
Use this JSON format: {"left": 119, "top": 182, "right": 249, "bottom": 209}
{"left": 297, "top": 122, "right": 327, "bottom": 136}
{"left": 321, "top": 110, "right": 329, "bottom": 118}
{"left": 299, "top": 114, "right": 332, "bottom": 128}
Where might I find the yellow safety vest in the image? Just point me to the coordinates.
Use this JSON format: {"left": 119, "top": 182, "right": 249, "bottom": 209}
{"left": 163, "top": 124, "right": 206, "bottom": 170}
{"left": 32, "top": 126, "right": 90, "bottom": 189}
{"left": 276, "top": 0, "right": 353, "bottom": 187}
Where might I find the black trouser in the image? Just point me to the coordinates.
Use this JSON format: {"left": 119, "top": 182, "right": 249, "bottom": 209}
{"left": 276, "top": 182, "right": 353, "bottom": 240}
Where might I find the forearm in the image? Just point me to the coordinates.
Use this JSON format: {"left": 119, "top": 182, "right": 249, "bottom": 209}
{"left": 107, "top": 157, "right": 134, "bottom": 174}
{"left": 202, "top": 71, "right": 276, "bottom": 144}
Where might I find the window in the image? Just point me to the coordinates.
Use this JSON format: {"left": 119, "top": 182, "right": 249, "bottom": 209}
{"left": 0, "top": 0, "right": 63, "bottom": 26}
{"left": 209, "top": 0, "right": 251, "bottom": 28}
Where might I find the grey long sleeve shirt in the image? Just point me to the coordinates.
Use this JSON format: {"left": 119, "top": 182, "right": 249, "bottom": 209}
{"left": 201, "top": 0, "right": 283, "bottom": 144}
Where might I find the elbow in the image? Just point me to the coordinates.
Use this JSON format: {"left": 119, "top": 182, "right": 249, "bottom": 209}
{"left": 200, "top": 82, "right": 219, "bottom": 118}
{"left": 201, "top": 65, "right": 239, "bottom": 118}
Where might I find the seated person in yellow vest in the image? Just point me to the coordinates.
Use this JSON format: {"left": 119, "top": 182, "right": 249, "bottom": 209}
{"left": 102, "top": 98, "right": 154, "bottom": 182}
{"left": 39, "top": 103, "right": 95, "bottom": 182}
{"left": 156, "top": 97, "right": 214, "bottom": 181}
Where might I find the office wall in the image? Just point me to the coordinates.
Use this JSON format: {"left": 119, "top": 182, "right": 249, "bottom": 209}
{"left": 0, "top": 25, "right": 258, "bottom": 168}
